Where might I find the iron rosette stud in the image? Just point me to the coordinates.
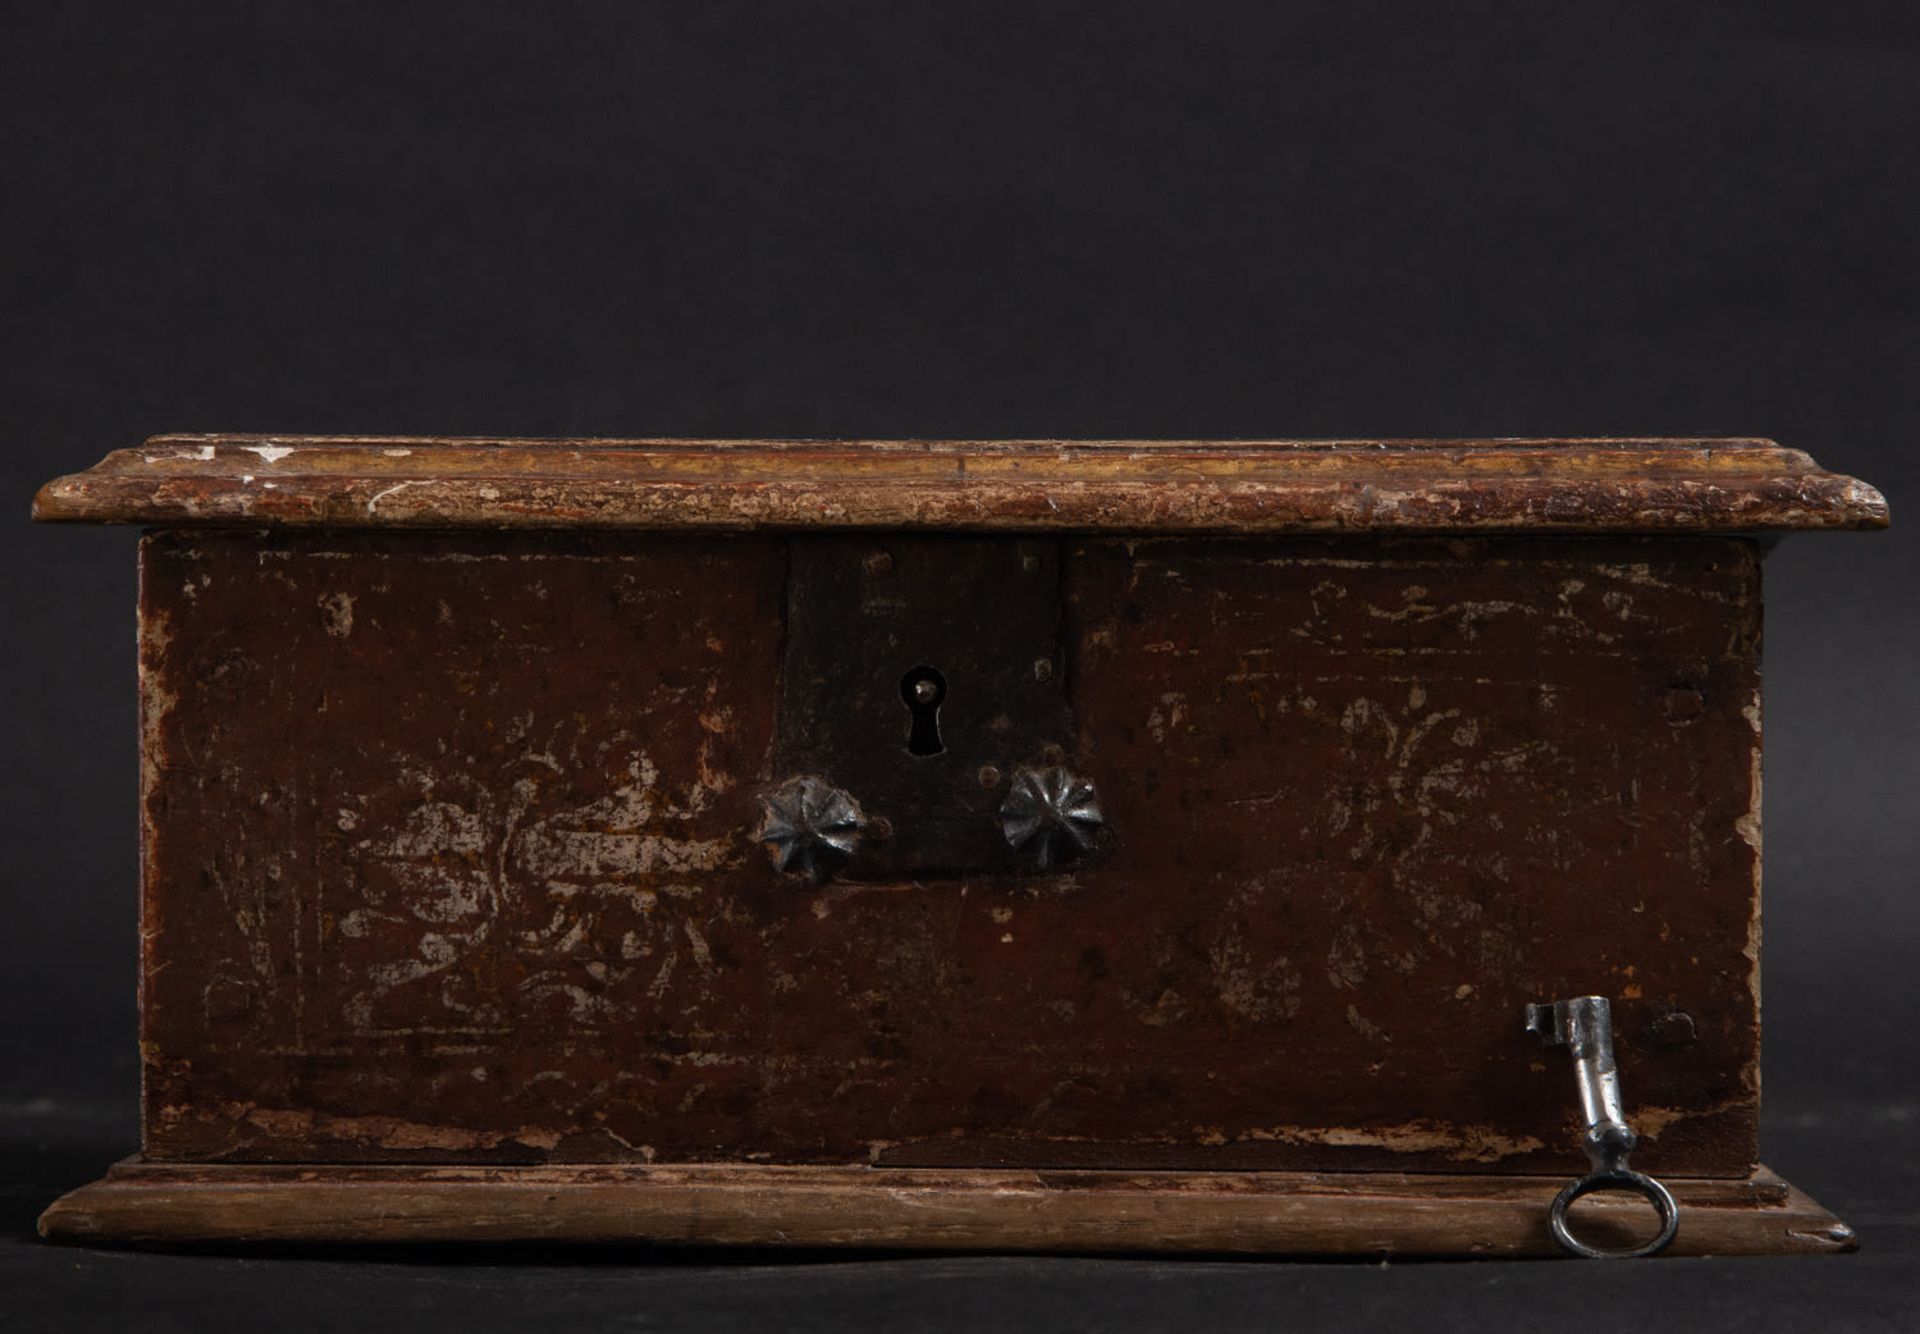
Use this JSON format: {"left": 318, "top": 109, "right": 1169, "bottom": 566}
{"left": 998, "top": 765, "right": 1105, "bottom": 869}
{"left": 758, "top": 776, "right": 867, "bottom": 883}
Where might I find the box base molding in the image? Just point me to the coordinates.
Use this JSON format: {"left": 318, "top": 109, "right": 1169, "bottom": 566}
{"left": 38, "top": 1160, "right": 1854, "bottom": 1258}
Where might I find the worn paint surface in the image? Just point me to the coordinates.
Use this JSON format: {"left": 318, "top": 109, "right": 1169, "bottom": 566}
{"left": 139, "top": 530, "right": 1761, "bottom": 1176}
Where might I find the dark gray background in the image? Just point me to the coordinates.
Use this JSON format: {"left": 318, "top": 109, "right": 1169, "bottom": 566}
{"left": 3, "top": 2, "right": 1914, "bottom": 1329}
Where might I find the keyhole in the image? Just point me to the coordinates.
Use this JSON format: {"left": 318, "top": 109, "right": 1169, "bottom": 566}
{"left": 900, "top": 666, "right": 947, "bottom": 756}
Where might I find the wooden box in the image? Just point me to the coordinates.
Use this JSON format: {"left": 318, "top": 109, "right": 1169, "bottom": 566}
{"left": 32, "top": 437, "right": 1886, "bottom": 1256}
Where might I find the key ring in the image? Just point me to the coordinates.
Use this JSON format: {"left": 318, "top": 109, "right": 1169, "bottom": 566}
{"left": 1548, "top": 1167, "right": 1680, "bottom": 1260}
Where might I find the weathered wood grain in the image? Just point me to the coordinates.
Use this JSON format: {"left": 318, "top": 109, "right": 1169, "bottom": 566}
{"left": 33, "top": 436, "right": 1887, "bottom": 533}
{"left": 37, "top": 1161, "right": 1855, "bottom": 1257}
{"left": 137, "top": 531, "right": 1761, "bottom": 1177}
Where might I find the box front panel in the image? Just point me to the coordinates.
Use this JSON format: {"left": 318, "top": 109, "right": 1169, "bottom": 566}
{"left": 139, "top": 531, "right": 1760, "bottom": 1175}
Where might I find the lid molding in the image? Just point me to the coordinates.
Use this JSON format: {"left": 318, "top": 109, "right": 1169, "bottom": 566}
{"left": 33, "top": 436, "right": 1888, "bottom": 535}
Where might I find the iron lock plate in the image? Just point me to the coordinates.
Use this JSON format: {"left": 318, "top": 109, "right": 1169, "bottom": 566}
{"left": 774, "top": 535, "right": 1073, "bottom": 878}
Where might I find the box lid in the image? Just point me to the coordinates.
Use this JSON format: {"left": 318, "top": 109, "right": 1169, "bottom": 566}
{"left": 33, "top": 436, "right": 1887, "bottom": 534}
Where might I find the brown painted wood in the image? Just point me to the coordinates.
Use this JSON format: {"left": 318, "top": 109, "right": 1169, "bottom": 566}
{"left": 37, "top": 1161, "right": 1855, "bottom": 1258}
{"left": 34, "top": 436, "right": 1887, "bottom": 533}
{"left": 136, "top": 530, "right": 1760, "bottom": 1176}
